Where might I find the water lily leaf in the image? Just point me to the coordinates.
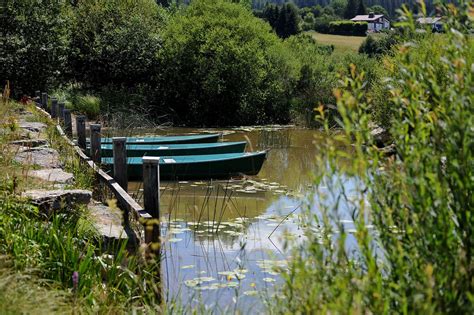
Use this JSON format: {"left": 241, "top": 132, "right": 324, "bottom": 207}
{"left": 243, "top": 290, "right": 258, "bottom": 296}
{"left": 168, "top": 238, "right": 182, "bottom": 243}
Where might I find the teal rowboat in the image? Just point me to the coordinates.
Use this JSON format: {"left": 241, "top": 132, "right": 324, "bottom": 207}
{"left": 102, "top": 151, "right": 267, "bottom": 180}
{"left": 97, "top": 141, "right": 247, "bottom": 158}
{"left": 88, "top": 133, "right": 221, "bottom": 145}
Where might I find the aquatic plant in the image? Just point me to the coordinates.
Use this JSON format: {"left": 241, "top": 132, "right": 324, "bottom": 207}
{"left": 276, "top": 2, "right": 474, "bottom": 313}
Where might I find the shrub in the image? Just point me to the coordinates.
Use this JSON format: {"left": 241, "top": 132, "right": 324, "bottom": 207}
{"left": 328, "top": 20, "right": 368, "bottom": 36}
{"left": 313, "top": 14, "right": 339, "bottom": 33}
{"left": 68, "top": 0, "right": 165, "bottom": 88}
{"left": 157, "top": 0, "right": 294, "bottom": 126}
{"left": 277, "top": 3, "right": 474, "bottom": 313}
{"left": 0, "top": 0, "right": 70, "bottom": 97}
{"left": 358, "top": 33, "right": 399, "bottom": 57}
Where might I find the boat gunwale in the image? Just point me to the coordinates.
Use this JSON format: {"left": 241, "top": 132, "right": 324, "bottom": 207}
{"left": 102, "top": 151, "right": 267, "bottom": 165}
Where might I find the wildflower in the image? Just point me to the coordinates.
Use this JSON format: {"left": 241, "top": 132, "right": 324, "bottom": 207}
{"left": 72, "top": 271, "right": 79, "bottom": 292}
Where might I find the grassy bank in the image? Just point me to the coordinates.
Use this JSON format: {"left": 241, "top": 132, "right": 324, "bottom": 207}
{"left": 0, "top": 99, "right": 163, "bottom": 313}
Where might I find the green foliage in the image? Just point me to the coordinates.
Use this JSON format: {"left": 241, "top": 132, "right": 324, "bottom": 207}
{"left": 328, "top": 20, "right": 368, "bottom": 36}
{"left": 358, "top": 33, "right": 398, "bottom": 57}
{"left": 313, "top": 14, "right": 339, "bottom": 33}
{"left": 157, "top": 0, "right": 293, "bottom": 126}
{"left": 262, "top": 3, "right": 301, "bottom": 38}
{"left": 329, "top": 0, "right": 347, "bottom": 17}
{"left": 68, "top": 0, "right": 165, "bottom": 88}
{"left": 357, "top": 0, "right": 367, "bottom": 15}
{"left": 344, "top": 0, "right": 359, "bottom": 18}
{"left": 276, "top": 2, "right": 474, "bottom": 313}
{"left": 71, "top": 95, "right": 101, "bottom": 118}
{"left": 0, "top": 0, "right": 70, "bottom": 97}
{"left": 368, "top": 4, "right": 388, "bottom": 17}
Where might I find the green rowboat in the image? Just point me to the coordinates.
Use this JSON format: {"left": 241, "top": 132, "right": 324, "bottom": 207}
{"left": 97, "top": 141, "right": 247, "bottom": 157}
{"left": 88, "top": 133, "right": 221, "bottom": 145}
{"left": 102, "top": 151, "right": 267, "bottom": 180}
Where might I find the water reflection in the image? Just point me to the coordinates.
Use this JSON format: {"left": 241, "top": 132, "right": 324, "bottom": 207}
{"left": 121, "top": 127, "right": 358, "bottom": 311}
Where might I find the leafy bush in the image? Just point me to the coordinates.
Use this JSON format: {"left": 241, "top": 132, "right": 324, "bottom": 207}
{"left": 328, "top": 20, "right": 368, "bottom": 36}
{"left": 313, "top": 14, "right": 339, "bottom": 33}
{"left": 68, "top": 0, "right": 165, "bottom": 88}
{"left": 157, "top": 0, "right": 294, "bottom": 126}
{"left": 277, "top": 3, "right": 474, "bottom": 313}
{"left": 0, "top": 0, "right": 70, "bottom": 97}
{"left": 358, "top": 33, "right": 398, "bottom": 57}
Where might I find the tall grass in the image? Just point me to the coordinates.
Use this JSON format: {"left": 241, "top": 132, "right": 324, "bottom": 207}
{"left": 275, "top": 2, "right": 473, "bottom": 313}
{"left": 0, "top": 101, "right": 165, "bottom": 313}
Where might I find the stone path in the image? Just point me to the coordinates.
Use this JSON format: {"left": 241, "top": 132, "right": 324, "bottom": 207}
{"left": 12, "top": 110, "right": 130, "bottom": 247}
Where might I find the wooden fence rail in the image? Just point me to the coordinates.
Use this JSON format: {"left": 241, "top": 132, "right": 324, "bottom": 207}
{"left": 32, "top": 92, "right": 159, "bottom": 246}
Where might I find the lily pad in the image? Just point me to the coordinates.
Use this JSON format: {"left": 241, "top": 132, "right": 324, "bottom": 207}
{"left": 243, "top": 290, "right": 258, "bottom": 296}
{"left": 168, "top": 238, "right": 183, "bottom": 243}
{"left": 263, "top": 277, "right": 276, "bottom": 283}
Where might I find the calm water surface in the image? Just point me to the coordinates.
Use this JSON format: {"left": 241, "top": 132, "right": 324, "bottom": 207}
{"left": 108, "top": 126, "right": 360, "bottom": 311}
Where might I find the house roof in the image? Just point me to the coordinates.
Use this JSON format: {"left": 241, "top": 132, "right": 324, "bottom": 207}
{"left": 351, "top": 14, "right": 384, "bottom": 22}
{"left": 416, "top": 17, "right": 443, "bottom": 24}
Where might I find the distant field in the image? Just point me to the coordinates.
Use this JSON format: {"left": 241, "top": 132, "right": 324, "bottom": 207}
{"left": 307, "top": 31, "right": 366, "bottom": 54}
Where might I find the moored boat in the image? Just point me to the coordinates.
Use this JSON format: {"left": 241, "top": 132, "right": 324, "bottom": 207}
{"left": 97, "top": 141, "right": 247, "bottom": 157}
{"left": 88, "top": 133, "right": 221, "bottom": 145}
{"left": 102, "top": 151, "right": 268, "bottom": 180}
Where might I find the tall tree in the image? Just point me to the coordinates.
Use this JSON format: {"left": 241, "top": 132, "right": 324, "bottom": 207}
{"left": 357, "top": 0, "right": 367, "bottom": 15}
{"left": 330, "top": 0, "right": 348, "bottom": 18}
{"left": 281, "top": 3, "right": 301, "bottom": 38}
{"left": 344, "top": 0, "right": 358, "bottom": 18}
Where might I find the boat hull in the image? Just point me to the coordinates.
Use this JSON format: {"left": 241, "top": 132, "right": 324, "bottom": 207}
{"left": 88, "top": 133, "right": 221, "bottom": 145}
{"left": 102, "top": 151, "right": 267, "bottom": 180}
{"left": 98, "top": 142, "right": 247, "bottom": 158}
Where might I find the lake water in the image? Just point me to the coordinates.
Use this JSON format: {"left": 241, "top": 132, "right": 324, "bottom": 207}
{"left": 111, "top": 126, "right": 361, "bottom": 312}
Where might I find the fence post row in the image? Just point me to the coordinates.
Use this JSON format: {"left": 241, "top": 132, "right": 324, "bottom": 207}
{"left": 142, "top": 156, "right": 161, "bottom": 248}
{"left": 112, "top": 137, "right": 128, "bottom": 192}
{"left": 90, "top": 124, "right": 102, "bottom": 163}
{"left": 76, "top": 115, "right": 87, "bottom": 150}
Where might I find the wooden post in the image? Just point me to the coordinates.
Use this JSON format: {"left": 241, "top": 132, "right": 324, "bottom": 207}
{"left": 112, "top": 137, "right": 128, "bottom": 192}
{"left": 58, "top": 102, "right": 65, "bottom": 121}
{"left": 143, "top": 156, "right": 160, "bottom": 247}
{"left": 76, "top": 115, "right": 86, "bottom": 150}
{"left": 90, "top": 124, "right": 101, "bottom": 163}
{"left": 143, "top": 156, "right": 162, "bottom": 304}
{"left": 51, "top": 98, "right": 58, "bottom": 118}
{"left": 41, "top": 92, "right": 48, "bottom": 109}
{"left": 63, "top": 109, "right": 72, "bottom": 137}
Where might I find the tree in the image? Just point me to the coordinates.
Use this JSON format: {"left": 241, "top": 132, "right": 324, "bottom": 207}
{"left": 0, "top": 0, "right": 70, "bottom": 97}
{"left": 368, "top": 4, "right": 388, "bottom": 17}
{"left": 344, "top": 0, "right": 358, "bottom": 19}
{"left": 330, "top": 0, "right": 348, "bottom": 17}
{"left": 68, "top": 0, "right": 165, "bottom": 88}
{"left": 280, "top": 3, "right": 301, "bottom": 38}
{"left": 158, "top": 0, "right": 293, "bottom": 126}
{"left": 357, "top": 0, "right": 367, "bottom": 15}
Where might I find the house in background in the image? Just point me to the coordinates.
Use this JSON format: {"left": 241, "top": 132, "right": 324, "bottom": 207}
{"left": 416, "top": 17, "right": 444, "bottom": 32}
{"left": 351, "top": 13, "right": 390, "bottom": 32}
